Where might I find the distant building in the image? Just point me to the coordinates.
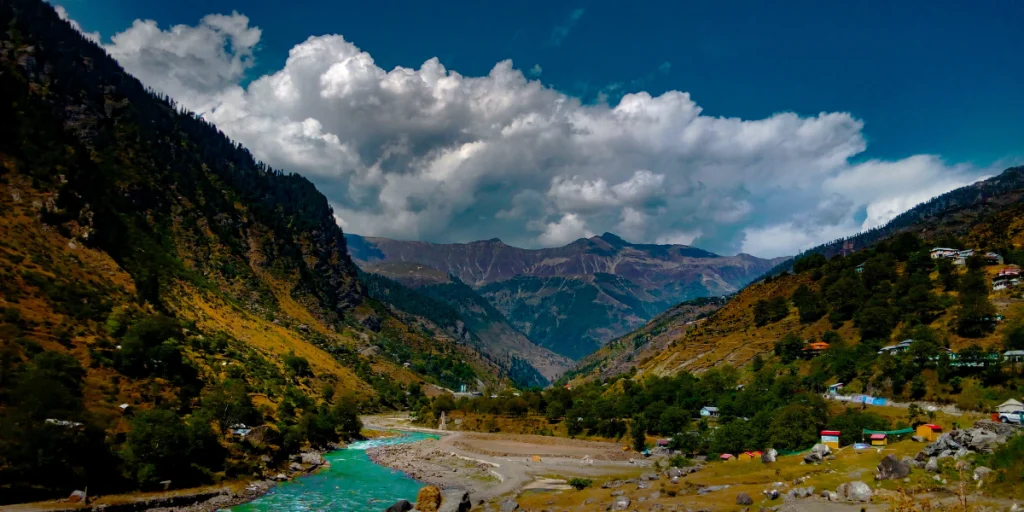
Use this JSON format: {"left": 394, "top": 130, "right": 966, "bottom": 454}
{"left": 878, "top": 339, "right": 914, "bottom": 355}
{"left": 719, "top": 453, "right": 735, "bottom": 461}
{"left": 700, "top": 406, "right": 719, "bottom": 418}
{"left": 997, "top": 399, "right": 1024, "bottom": 414}
{"left": 820, "top": 430, "right": 840, "bottom": 450}
{"left": 870, "top": 433, "right": 887, "bottom": 446}
{"left": 930, "top": 247, "right": 958, "bottom": 259}
{"left": 803, "top": 341, "right": 830, "bottom": 354}
{"left": 993, "top": 267, "right": 1021, "bottom": 291}
{"left": 854, "top": 263, "right": 865, "bottom": 274}
{"left": 915, "top": 424, "right": 943, "bottom": 442}
{"left": 737, "top": 451, "right": 763, "bottom": 462}
{"left": 827, "top": 383, "right": 844, "bottom": 395}
{"left": 984, "top": 252, "right": 1004, "bottom": 265}
{"left": 1004, "top": 350, "right": 1024, "bottom": 362}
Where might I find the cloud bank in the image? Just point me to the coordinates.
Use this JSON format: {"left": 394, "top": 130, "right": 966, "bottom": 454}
{"left": 65, "top": 10, "right": 998, "bottom": 258}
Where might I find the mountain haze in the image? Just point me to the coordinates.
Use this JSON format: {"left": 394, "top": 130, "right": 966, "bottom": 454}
{"left": 348, "top": 233, "right": 783, "bottom": 359}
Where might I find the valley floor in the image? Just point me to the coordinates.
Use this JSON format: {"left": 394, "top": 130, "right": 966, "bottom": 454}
{"left": 365, "top": 414, "right": 1022, "bottom": 512}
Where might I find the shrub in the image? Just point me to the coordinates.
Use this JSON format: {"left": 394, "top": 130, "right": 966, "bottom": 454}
{"left": 568, "top": 478, "right": 593, "bottom": 490}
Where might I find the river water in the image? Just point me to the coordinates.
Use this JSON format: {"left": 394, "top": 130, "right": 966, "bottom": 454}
{"left": 227, "top": 431, "right": 437, "bottom": 512}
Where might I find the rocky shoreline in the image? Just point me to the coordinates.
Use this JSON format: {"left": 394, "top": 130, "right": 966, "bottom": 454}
{"left": 367, "top": 440, "right": 499, "bottom": 495}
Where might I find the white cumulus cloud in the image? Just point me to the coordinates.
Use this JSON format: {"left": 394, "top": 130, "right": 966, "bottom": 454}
{"left": 70, "top": 9, "right": 1004, "bottom": 258}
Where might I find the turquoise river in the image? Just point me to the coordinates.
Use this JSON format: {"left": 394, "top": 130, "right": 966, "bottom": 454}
{"left": 227, "top": 431, "right": 438, "bottom": 512}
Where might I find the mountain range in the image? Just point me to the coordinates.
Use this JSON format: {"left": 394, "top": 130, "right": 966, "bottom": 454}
{"left": 347, "top": 232, "right": 783, "bottom": 360}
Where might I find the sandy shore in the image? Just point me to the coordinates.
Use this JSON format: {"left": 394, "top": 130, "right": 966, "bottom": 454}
{"left": 363, "top": 417, "right": 651, "bottom": 503}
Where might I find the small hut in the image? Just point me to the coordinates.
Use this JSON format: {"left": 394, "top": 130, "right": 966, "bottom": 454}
{"left": 738, "top": 451, "right": 763, "bottom": 462}
{"left": 820, "top": 430, "right": 841, "bottom": 450}
{"left": 720, "top": 453, "right": 735, "bottom": 462}
{"left": 870, "top": 433, "right": 887, "bottom": 446}
{"left": 915, "top": 424, "right": 943, "bottom": 442}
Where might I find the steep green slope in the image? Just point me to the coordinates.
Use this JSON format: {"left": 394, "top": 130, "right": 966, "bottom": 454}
{"left": 359, "top": 265, "right": 572, "bottom": 387}
{"left": 0, "top": 0, "right": 501, "bottom": 503}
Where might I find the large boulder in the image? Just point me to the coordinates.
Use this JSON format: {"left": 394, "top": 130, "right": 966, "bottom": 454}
{"left": 415, "top": 486, "right": 442, "bottom": 512}
{"left": 762, "top": 448, "right": 778, "bottom": 463}
{"left": 499, "top": 499, "right": 519, "bottom": 512}
{"left": 613, "top": 496, "right": 631, "bottom": 510}
{"left": 300, "top": 452, "right": 325, "bottom": 466}
{"left": 973, "top": 466, "right": 993, "bottom": 482}
{"left": 964, "top": 430, "right": 1002, "bottom": 453}
{"left": 386, "top": 499, "right": 413, "bottom": 512}
{"left": 876, "top": 454, "right": 911, "bottom": 480}
{"left": 973, "top": 419, "right": 1023, "bottom": 437}
{"left": 925, "top": 457, "right": 939, "bottom": 473}
{"left": 438, "top": 489, "right": 471, "bottom": 512}
{"left": 803, "top": 452, "right": 823, "bottom": 464}
{"left": 736, "top": 492, "right": 753, "bottom": 505}
{"left": 836, "top": 481, "right": 872, "bottom": 502}
{"left": 811, "top": 443, "right": 833, "bottom": 457}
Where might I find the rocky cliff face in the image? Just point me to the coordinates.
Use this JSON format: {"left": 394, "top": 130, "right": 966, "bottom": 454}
{"left": 348, "top": 233, "right": 782, "bottom": 359}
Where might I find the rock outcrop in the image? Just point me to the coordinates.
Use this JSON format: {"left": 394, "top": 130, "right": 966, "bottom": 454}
{"left": 876, "top": 454, "right": 911, "bottom": 480}
{"left": 836, "top": 481, "right": 872, "bottom": 502}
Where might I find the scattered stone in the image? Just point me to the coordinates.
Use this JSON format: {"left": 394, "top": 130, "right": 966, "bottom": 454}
{"left": 763, "top": 489, "right": 780, "bottom": 500}
{"left": 836, "top": 481, "right": 872, "bottom": 502}
{"left": 973, "top": 466, "right": 993, "bottom": 481}
{"left": 762, "top": 448, "right": 778, "bottom": 463}
{"left": 821, "top": 490, "right": 838, "bottom": 502}
{"left": 642, "top": 472, "right": 659, "bottom": 481}
{"left": 499, "top": 499, "right": 519, "bottom": 512}
{"left": 610, "top": 491, "right": 625, "bottom": 497}
{"left": 613, "top": 496, "right": 631, "bottom": 510}
{"left": 68, "top": 490, "right": 86, "bottom": 503}
{"left": 670, "top": 476, "right": 679, "bottom": 484}
{"left": 736, "top": 492, "right": 754, "bottom": 505}
{"left": 602, "top": 480, "right": 624, "bottom": 489}
{"left": 272, "top": 473, "right": 288, "bottom": 481}
{"left": 697, "top": 485, "right": 730, "bottom": 495}
{"left": 912, "top": 435, "right": 926, "bottom": 443}
{"left": 649, "top": 491, "right": 660, "bottom": 500}
{"left": 876, "top": 454, "right": 911, "bottom": 480}
{"left": 386, "top": 499, "right": 413, "bottom": 512}
{"left": 637, "top": 481, "right": 651, "bottom": 489}
{"left": 925, "top": 457, "right": 939, "bottom": 473}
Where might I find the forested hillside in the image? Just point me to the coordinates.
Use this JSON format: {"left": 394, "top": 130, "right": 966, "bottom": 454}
{"left": 0, "top": 0, "right": 500, "bottom": 503}
{"left": 359, "top": 265, "right": 573, "bottom": 387}
{"left": 575, "top": 166, "right": 1024, "bottom": 415}
{"left": 767, "top": 166, "right": 1024, "bottom": 274}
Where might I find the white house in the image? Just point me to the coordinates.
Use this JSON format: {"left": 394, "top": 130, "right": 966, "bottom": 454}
{"left": 700, "top": 406, "right": 719, "bottom": 418}
{"left": 1004, "top": 350, "right": 1024, "bottom": 362}
{"left": 930, "top": 248, "right": 958, "bottom": 259}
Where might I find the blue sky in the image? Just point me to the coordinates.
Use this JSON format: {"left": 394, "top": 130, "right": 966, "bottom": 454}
{"left": 56, "top": 0, "right": 1023, "bottom": 256}
{"left": 58, "top": 0, "right": 1024, "bottom": 165}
